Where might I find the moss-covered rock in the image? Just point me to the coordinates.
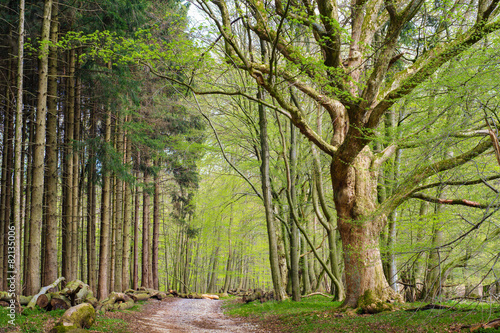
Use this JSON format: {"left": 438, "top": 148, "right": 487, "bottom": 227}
{"left": 49, "top": 303, "right": 96, "bottom": 333}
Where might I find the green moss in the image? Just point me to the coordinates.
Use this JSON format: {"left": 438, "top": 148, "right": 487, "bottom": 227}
{"left": 49, "top": 322, "right": 79, "bottom": 333}
{"left": 357, "top": 290, "right": 394, "bottom": 314}
{"left": 50, "top": 303, "right": 96, "bottom": 332}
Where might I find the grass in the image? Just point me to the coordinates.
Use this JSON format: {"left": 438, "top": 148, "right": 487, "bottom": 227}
{"left": 0, "top": 302, "right": 144, "bottom": 333}
{"left": 223, "top": 296, "right": 500, "bottom": 332}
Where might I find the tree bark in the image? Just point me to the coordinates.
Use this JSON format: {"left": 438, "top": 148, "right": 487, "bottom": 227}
{"left": 121, "top": 126, "right": 132, "bottom": 290}
{"left": 132, "top": 151, "right": 141, "bottom": 290}
{"left": 114, "top": 120, "right": 124, "bottom": 292}
{"left": 62, "top": 49, "right": 75, "bottom": 284}
{"left": 42, "top": 1, "right": 58, "bottom": 287}
{"left": 1, "top": 56, "right": 14, "bottom": 291}
{"left": 12, "top": 0, "right": 26, "bottom": 303}
{"left": 288, "top": 121, "right": 300, "bottom": 301}
{"left": 142, "top": 156, "right": 151, "bottom": 288}
{"left": 87, "top": 103, "right": 97, "bottom": 292}
{"left": 152, "top": 164, "right": 160, "bottom": 290}
{"left": 97, "top": 111, "right": 112, "bottom": 300}
{"left": 258, "top": 85, "right": 286, "bottom": 301}
{"left": 71, "top": 51, "right": 80, "bottom": 280}
{"left": 26, "top": 0, "right": 52, "bottom": 295}
{"left": 331, "top": 147, "right": 397, "bottom": 307}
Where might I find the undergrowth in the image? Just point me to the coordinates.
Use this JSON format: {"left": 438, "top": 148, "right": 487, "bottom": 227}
{"left": 223, "top": 296, "right": 500, "bottom": 332}
{"left": 0, "top": 302, "right": 144, "bottom": 333}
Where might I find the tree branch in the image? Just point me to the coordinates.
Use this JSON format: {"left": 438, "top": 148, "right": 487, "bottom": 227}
{"left": 412, "top": 174, "right": 500, "bottom": 193}
{"left": 371, "top": 20, "right": 500, "bottom": 128}
{"left": 410, "top": 192, "right": 498, "bottom": 209}
{"left": 191, "top": 92, "right": 263, "bottom": 201}
{"left": 380, "top": 139, "right": 493, "bottom": 215}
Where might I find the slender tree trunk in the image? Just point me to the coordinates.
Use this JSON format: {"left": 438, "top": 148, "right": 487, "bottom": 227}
{"left": 208, "top": 246, "right": 219, "bottom": 293}
{"left": 109, "top": 175, "right": 116, "bottom": 293}
{"left": 62, "top": 49, "right": 75, "bottom": 283}
{"left": 22, "top": 108, "right": 34, "bottom": 294}
{"left": 12, "top": 0, "right": 26, "bottom": 302}
{"left": 26, "top": 0, "right": 52, "bottom": 295}
{"left": 113, "top": 121, "right": 124, "bottom": 292}
{"left": 87, "top": 104, "right": 97, "bottom": 291}
{"left": 132, "top": 152, "right": 141, "bottom": 290}
{"left": 42, "top": 1, "right": 58, "bottom": 286}
{"left": 152, "top": 164, "right": 160, "bottom": 290}
{"left": 312, "top": 107, "right": 344, "bottom": 300}
{"left": 289, "top": 122, "right": 300, "bottom": 301}
{"left": 142, "top": 156, "right": 151, "bottom": 288}
{"left": 222, "top": 208, "right": 233, "bottom": 294}
{"left": 71, "top": 54, "right": 80, "bottom": 279}
{"left": 98, "top": 110, "right": 112, "bottom": 300}
{"left": 258, "top": 86, "right": 286, "bottom": 300}
{"left": 1, "top": 58, "right": 14, "bottom": 290}
{"left": 301, "top": 235, "right": 312, "bottom": 295}
{"left": 121, "top": 128, "right": 132, "bottom": 290}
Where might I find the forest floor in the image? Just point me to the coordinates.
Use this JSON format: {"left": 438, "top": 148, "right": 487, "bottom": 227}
{"left": 223, "top": 296, "right": 500, "bottom": 332}
{"left": 118, "top": 298, "right": 265, "bottom": 333}
{"left": 3, "top": 296, "right": 500, "bottom": 332}
{"left": 0, "top": 298, "right": 265, "bottom": 332}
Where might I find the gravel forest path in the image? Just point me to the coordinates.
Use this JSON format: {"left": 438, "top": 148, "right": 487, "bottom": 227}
{"left": 126, "top": 298, "right": 265, "bottom": 333}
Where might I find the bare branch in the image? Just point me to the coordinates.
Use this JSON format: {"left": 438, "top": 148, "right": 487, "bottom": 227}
{"left": 412, "top": 174, "right": 500, "bottom": 193}
{"left": 191, "top": 92, "right": 263, "bottom": 201}
{"left": 380, "top": 139, "right": 493, "bottom": 215}
{"left": 410, "top": 193, "right": 498, "bottom": 209}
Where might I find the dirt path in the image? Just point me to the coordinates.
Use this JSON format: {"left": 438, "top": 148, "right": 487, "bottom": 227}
{"left": 127, "top": 298, "right": 265, "bottom": 333}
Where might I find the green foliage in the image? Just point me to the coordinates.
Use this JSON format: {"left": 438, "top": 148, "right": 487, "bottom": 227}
{"left": 224, "top": 298, "right": 500, "bottom": 333}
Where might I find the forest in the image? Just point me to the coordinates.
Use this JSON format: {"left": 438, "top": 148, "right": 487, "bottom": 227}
{"left": 0, "top": 0, "right": 500, "bottom": 329}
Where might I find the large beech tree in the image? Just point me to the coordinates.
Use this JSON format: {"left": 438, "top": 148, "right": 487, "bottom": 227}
{"left": 186, "top": 0, "right": 500, "bottom": 307}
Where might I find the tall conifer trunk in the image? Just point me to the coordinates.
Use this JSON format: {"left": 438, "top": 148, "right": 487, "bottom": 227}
{"left": 142, "top": 156, "right": 151, "bottom": 288}
{"left": 114, "top": 120, "right": 124, "bottom": 292}
{"left": 132, "top": 152, "right": 141, "bottom": 290}
{"left": 98, "top": 110, "right": 112, "bottom": 300}
{"left": 2, "top": 57, "right": 14, "bottom": 291}
{"left": 71, "top": 52, "right": 80, "bottom": 279}
{"left": 42, "top": 1, "right": 58, "bottom": 286}
{"left": 87, "top": 104, "right": 97, "bottom": 291}
{"left": 26, "top": 0, "right": 52, "bottom": 295}
{"left": 62, "top": 49, "right": 75, "bottom": 283}
{"left": 13, "top": 0, "right": 26, "bottom": 301}
{"left": 152, "top": 164, "right": 160, "bottom": 290}
{"left": 121, "top": 129, "right": 132, "bottom": 290}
